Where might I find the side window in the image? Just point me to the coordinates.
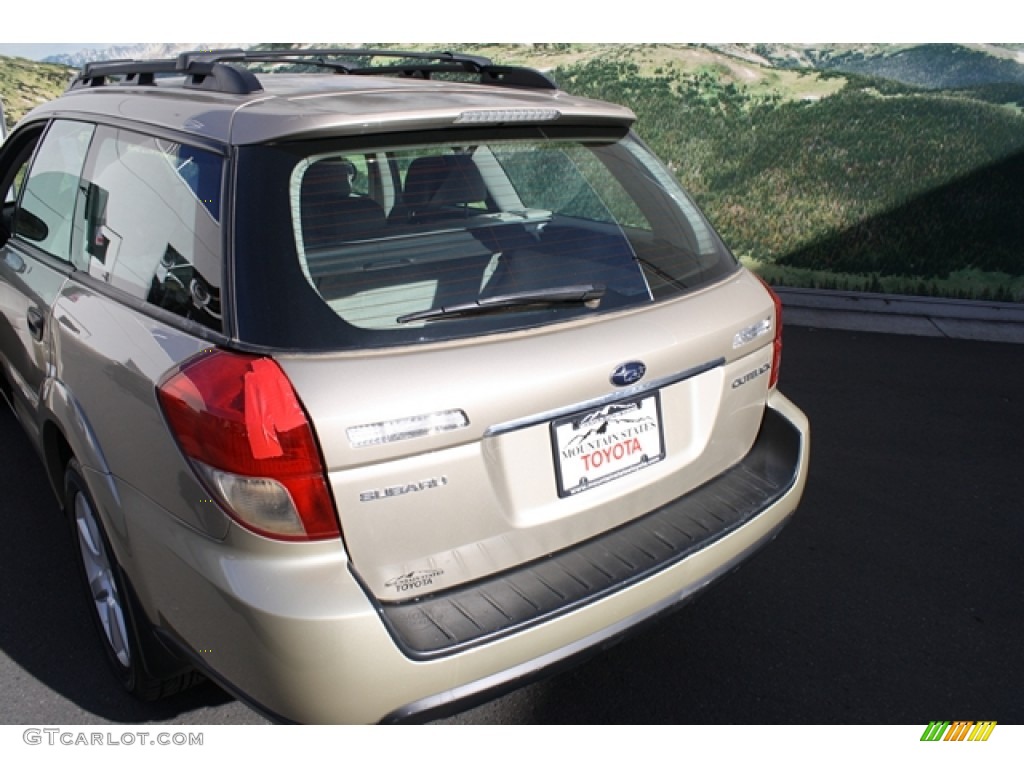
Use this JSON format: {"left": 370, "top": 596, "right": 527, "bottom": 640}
{"left": 10, "top": 156, "right": 30, "bottom": 202}
{"left": 16, "top": 120, "right": 95, "bottom": 261}
{"left": 3, "top": 141, "right": 35, "bottom": 206}
{"left": 0, "top": 127, "right": 44, "bottom": 240}
{"left": 76, "top": 127, "right": 224, "bottom": 331}
{"left": 344, "top": 155, "right": 369, "bottom": 196}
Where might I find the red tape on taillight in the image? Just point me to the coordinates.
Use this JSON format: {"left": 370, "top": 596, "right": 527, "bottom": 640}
{"left": 244, "top": 357, "right": 307, "bottom": 460}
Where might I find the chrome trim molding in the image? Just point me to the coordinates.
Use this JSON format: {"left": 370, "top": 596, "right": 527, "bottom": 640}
{"left": 484, "top": 357, "right": 724, "bottom": 437}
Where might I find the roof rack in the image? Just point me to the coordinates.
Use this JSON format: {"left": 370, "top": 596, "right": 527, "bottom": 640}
{"left": 71, "top": 52, "right": 263, "bottom": 94}
{"left": 67, "top": 48, "right": 558, "bottom": 96}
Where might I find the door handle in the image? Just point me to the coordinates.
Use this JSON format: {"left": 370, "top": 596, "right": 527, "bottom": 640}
{"left": 26, "top": 306, "right": 45, "bottom": 341}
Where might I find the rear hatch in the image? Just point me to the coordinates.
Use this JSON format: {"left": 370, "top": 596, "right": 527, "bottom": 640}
{"left": 232, "top": 124, "right": 779, "bottom": 600}
{"left": 279, "top": 273, "right": 777, "bottom": 599}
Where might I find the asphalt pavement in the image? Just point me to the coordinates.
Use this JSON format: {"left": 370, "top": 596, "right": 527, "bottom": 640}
{"left": 0, "top": 303, "right": 1021, "bottom": 724}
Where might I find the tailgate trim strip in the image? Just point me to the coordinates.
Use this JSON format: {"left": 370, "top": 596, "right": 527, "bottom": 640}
{"left": 484, "top": 357, "right": 724, "bottom": 437}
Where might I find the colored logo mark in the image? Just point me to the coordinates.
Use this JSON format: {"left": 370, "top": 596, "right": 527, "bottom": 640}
{"left": 920, "top": 721, "right": 997, "bottom": 742}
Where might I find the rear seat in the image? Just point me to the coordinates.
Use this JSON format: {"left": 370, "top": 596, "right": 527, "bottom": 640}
{"left": 388, "top": 154, "right": 488, "bottom": 228}
{"left": 300, "top": 160, "right": 386, "bottom": 247}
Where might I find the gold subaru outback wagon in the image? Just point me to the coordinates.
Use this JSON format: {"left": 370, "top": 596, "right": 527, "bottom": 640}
{"left": 0, "top": 49, "right": 809, "bottom": 723}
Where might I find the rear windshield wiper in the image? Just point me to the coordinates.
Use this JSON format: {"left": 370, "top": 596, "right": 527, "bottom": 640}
{"left": 397, "top": 284, "right": 606, "bottom": 324}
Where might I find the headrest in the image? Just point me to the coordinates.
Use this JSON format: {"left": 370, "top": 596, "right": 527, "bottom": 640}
{"left": 402, "top": 154, "right": 486, "bottom": 210}
{"left": 302, "top": 159, "right": 355, "bottom": 201}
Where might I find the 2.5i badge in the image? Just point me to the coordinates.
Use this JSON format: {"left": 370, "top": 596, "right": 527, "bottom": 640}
{"left": 551, "top": 394, "right": 665, "bottom": 497}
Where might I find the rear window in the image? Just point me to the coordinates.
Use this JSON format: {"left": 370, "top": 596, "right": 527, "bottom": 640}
{"left": 233, "top": 127, "right": 737, "bottom": 350}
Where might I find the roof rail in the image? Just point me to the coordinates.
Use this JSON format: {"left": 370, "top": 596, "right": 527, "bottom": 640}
{"left": 66, "top": 48, "right": 558, "bottom": 96}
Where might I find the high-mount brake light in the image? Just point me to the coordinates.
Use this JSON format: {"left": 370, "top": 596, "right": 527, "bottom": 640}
{"left": 454, "top": 109, "right": 561, "bottom": 124}
{"left": 157, "top": 350, "right": 340, "bottom": 541}
{"left": 756, "top": 276, "right": 784, "bottom": 389}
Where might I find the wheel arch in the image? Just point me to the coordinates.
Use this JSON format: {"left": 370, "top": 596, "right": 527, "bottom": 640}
{"left": 41, "top": 419, "right": 73, "bottom": 504}
{"left": 39, "top": 377, "right": 122, "bottom": 523}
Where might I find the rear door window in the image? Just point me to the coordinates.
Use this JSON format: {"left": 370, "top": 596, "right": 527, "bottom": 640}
{"left": 75, "top": 127, "right": 224, "bottom": 331}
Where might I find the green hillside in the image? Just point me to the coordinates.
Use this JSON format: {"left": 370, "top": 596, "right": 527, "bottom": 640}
{"left": 810, "top": 44, "right": 1024, "bottom": 90}
{"left": 726, "top": 44, "right": 1024, "bottom": 89}
{"left": 0, "top": 55, "right": 72, "bottom": 130}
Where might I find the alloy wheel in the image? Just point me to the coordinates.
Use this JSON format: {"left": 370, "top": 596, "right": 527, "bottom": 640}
{"left": 74, "top": 492, "right": 131, "bottom": 668}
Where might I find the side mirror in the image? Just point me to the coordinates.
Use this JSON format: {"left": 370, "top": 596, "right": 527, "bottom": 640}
{"left": 14, "top": 209, "right": 48, "bottom": 242}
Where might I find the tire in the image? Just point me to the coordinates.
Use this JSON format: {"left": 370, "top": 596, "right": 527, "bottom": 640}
{"left": 65, "top": 458, "right": 203, "bottom": 701}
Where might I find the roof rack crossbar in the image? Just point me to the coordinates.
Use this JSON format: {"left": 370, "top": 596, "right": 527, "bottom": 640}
{"left": 185, "top": 48, "right": 556, "bottom": 88}
{"left": 67, "top": 48, "right": 557, "bottom": 95}
{"left": 340, "top": 63, "right": 558, "bottom": 89}
{"left": 202, "top": 48, "right": 497, "bottom": 72}
{"left": 71, "top": 55, "right": 264, "bottom": 95}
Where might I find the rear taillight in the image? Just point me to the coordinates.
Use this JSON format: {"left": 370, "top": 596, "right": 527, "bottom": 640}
{"left": 157, "top": 349, "right": 340, "bottom": 541}
{"left": 757, "top": 277, "right": 783, "bottom": 389}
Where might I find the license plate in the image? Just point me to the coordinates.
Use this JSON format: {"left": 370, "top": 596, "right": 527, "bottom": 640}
{"left": 551, "top": 393, "right": 665, "bottom": 497}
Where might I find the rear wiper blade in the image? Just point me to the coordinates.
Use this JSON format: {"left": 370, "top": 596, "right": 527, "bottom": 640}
{"left": 397, "top": 284, "right": 605, "bottom": 324}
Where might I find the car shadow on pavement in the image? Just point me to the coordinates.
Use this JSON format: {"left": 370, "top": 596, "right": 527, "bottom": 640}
{"left": 0, "top": 404, "right": 265, "bottom": 724}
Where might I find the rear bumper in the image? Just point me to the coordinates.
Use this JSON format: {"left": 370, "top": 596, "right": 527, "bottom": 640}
{"left": 380, "top": 399, "right": 802, "bottom": 660}
{"left": 381, "top": 391, "right": 808, "bottom": 721}
{"left": 136, "top": 391, "right": 809, "bottom": 724}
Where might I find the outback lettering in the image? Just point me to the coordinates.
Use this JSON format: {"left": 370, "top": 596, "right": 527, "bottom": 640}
{"left": 731, "top": 363, "right": 771, "bottom": 389}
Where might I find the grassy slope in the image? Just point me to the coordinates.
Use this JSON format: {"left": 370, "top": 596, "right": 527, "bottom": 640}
{"left": 0, "top": 55, "right": 72, "bottom": 130}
